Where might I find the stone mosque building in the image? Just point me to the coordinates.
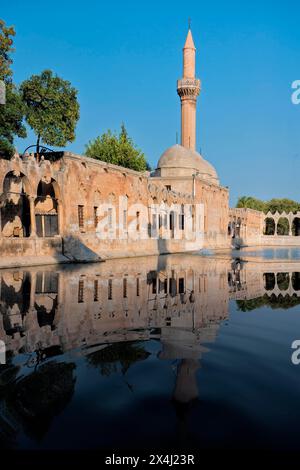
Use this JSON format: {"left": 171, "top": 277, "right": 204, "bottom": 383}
{"left": 0, "top": 28, "right": 299, "bottom": 267}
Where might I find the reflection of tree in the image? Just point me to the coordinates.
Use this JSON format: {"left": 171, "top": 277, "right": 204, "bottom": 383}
{"left": 3, "top": 361, "right": 76, "bottom": 440}
{"left": 237, "top": 294, "right": 300, "bottom": 311}
{"left": 87, "top": 341, "right": 150, "bottom": 376}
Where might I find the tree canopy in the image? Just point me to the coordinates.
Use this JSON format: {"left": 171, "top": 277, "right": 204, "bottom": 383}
{"left": 85, "top": 124, "right": 148, "bottom": 172}
{"left": 0, "top": 18, "right": 15, "bottom": 83}
{"left": 0, "top": 19, "right": 26, "bottom": 159}
{"left": 236, "top": 196, "right": 300, "bottom": 214}
{"left": 20, "top": 69, "right": 80, "bottom": 153}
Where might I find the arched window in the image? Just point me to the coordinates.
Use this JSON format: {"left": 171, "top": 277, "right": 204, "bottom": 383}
{"left": 292, "top": 217, "right": 300, "bottom": 236}
{"left": 1, "top": 172, "right": 31, "bottom": 237}
{"left": 35, "top": 179, "right": 59, "bottom": 237}
{"left": 277, "top": 217, "right": 289, "bottom": 235}
{"left": 277, "top": 273, "right": 290, "bottom": 291}
{"left": 264, "top": 273, "right": 275, "bottom": 291}
{"left": 264, "top": 218, "right": 275, "bottom": 235}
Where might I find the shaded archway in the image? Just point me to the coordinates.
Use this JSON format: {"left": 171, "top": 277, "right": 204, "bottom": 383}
{"left": 264, "top": 273, "right": 275, "bottom": 291}
{"left": 277, "top": 273, "right": 290, "bottom": 291}
{"left": 1, "top": 172, "right": 31, "bottom": 237}
{"left": 292, "top": 217, "right": 300, "bottom": 236}
{"left": 292, "top": 272, "right": 300, "bottom": 291}
{"left": 264, "top": 217, "right": 275, "bottom": 235}
{"left": 277, "top": 217, "right": 289, "bottom": 235}
{"left": 35, "top": 179, "right": 59, "bottom": 237}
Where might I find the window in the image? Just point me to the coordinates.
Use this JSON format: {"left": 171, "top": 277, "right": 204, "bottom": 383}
{"left": 108, "top": 208, "right": 113, "bottom": 230}
{"left": 152, "top": 278, "right": 157, "bottom": 294}
{"left": 170, "top": 211, "right": 176, "bottom": 237}
{"left": 165, "top": 185, "right": 171, "bottom": 191}
{"left": 136, "top": 211, "right": 140, "bottom": 232}
{"left": 136, "top": 278, "right": 140, "bottom": 296}
{"left": 78, "top": 205, "right": 84, "bottom": 230}
{"left": 36, "top": 272, "right": 58, "bottom": 294}
{"left": 152, "top": 214, "right": 157, "bottom": 235}
{"left": 108, "top": 279, "right": 113, "bottom": 300}
{"left": 78, "top": 279, "right": 84, "bottom": 303}
{"left": 179, "top": 205, "right": 185, "bottom": 230}
{"left": 123, "top": 278, "right": 127, "bottom": 298}
{"left": 159, "top": 278, "right": 167, "bottom": 293}
{"left": 123, "top": 209, "right": 127, "bottom": 230}
{"left": 94, "top": 207, "right": 98, "bottom": 228}
{"left": 94, "top": 280, "right": 99, "bottom": 302}
{"left": 179, "top": 278, "right": 185, "bottom": 294}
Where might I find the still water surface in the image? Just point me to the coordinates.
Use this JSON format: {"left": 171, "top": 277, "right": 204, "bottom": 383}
{"left": 1, "top": 251, "right": 300, "bottom": 451}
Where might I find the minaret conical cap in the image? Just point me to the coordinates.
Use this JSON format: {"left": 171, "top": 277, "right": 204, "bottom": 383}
{"left": 183, "top": 29, "right": 196, "bottom": 50}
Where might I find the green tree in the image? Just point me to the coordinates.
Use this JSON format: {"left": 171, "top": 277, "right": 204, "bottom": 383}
{"left": 85, "top": 124, "right": 148, "bottom": 172}
{"left": 0, "top": 18, "right": 15, "bottom": 82}
{"left": 265, "top": 198, "right": 300, "bottom": 214}
{"left": 236, "top": 196, "right": 300, "bottom": 214}
{"left": 0, "top": 19, "right": 26, "bottom": 159}
{"left": 236, "top": 196, "right": 266, "bottom": 212}
{"left": 20, "top": 69, "right": 79, "bottom": 153}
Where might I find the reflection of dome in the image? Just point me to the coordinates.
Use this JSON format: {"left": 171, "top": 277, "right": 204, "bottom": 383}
{"left": 155, "top": 145, "right": 219, "bottom": 185}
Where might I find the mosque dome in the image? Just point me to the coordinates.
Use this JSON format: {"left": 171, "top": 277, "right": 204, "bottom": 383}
{"left": 155, "top": 144, "right": 219, "bottom": 185}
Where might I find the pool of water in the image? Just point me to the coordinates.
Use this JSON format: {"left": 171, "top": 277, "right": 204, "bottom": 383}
{"left": 235, "top": 246, "right": 300, "bottom": 260}
{"left": 1, "top": 252, "right": 300, "bottom": 452}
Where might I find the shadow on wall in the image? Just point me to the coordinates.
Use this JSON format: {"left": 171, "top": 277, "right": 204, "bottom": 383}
{"left": 62, "top": 235, "right": 102, "bottom": 264}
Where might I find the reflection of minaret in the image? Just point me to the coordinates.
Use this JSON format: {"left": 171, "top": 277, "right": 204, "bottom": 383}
{"left": 177, "top": 28, "right": 201, "bottom": 150}
{"left": 173, "top": 358, "right": 199, "bottom": 403}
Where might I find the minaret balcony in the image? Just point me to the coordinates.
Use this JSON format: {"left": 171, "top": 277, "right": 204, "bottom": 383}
{"left": 177, "top": 78, "right": 201, "bottom": 98}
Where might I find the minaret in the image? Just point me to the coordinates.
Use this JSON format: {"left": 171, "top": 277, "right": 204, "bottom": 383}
{"left": 177, "top": 28, "right": 201, "bottom": 151}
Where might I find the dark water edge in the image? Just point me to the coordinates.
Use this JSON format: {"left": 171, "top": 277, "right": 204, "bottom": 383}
{"left": 1, "top": 250, "right": 300, "bottom": 458}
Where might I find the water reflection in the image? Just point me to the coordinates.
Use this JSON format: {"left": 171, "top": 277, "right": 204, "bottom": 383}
{"left": 1, "top": 253, "right": 300, "bottom": 449}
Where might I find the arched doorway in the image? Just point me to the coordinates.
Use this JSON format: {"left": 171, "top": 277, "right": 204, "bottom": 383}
{"left": 264, "top": 218, "right": 275, "bottom": 235}
{"left": 35, "top": 179, "right": 59, "bottom": 237}
{"left": 292, "top": 272, "right": 300, "bottom": 291}
{"left": 264, "top": 273, "right": 275, "bottom": 291}
{"left": 277, "top": 273, "right": 290, "bottom": 291}
{"left": 277, "top": 217, "right": 289, "bottom": 235}
{"left": 1, "top": 172, "right": 31, "bottom": 237}
{"left": 292, "top": 217, "right": 300, "bottom": 236}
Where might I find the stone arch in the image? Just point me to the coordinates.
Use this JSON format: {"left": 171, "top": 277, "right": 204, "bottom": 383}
{"left": 264, "top": 217, "right": 275, "bottom": 235}
{"left": 1, "top": 171, "right": 31, "bottom": 237}
{"left": 277, "top": 217, "right": 289, "bottom": 235}
{"left": 2, "top": 170, "right": 32, "bottom": 197}
{"left": 292, "top": 217, "right": 300, "bottom": 236}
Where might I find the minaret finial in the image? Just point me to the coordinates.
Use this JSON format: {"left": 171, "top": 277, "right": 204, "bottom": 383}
{"left": 188, "top": 18, "right": 191, "bottom": 30}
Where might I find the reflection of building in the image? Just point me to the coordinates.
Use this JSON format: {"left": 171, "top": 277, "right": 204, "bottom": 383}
{"left": 2, "top": 256, "right": 300, "bottom": 361}
{"left": 1, "top": 255, "right": 300, "bottom": 443}
{"left": 0, "top": 254, "right": 230, "bottom": 358}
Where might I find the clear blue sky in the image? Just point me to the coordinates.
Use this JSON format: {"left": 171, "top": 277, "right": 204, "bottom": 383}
{"left": 3, "top": 0, "right": 300, "bottom": 205}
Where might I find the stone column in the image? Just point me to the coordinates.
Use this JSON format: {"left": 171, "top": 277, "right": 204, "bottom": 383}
{"left": 29, "top": 196, "right": 36, "bottom": 237}
{"left": 57, "top": 199, "right": 63, "bottom": 235}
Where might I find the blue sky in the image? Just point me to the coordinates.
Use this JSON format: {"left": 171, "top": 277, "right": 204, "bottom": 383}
{"left": 2, "top": 0, "right": 300, "bottom": 205}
